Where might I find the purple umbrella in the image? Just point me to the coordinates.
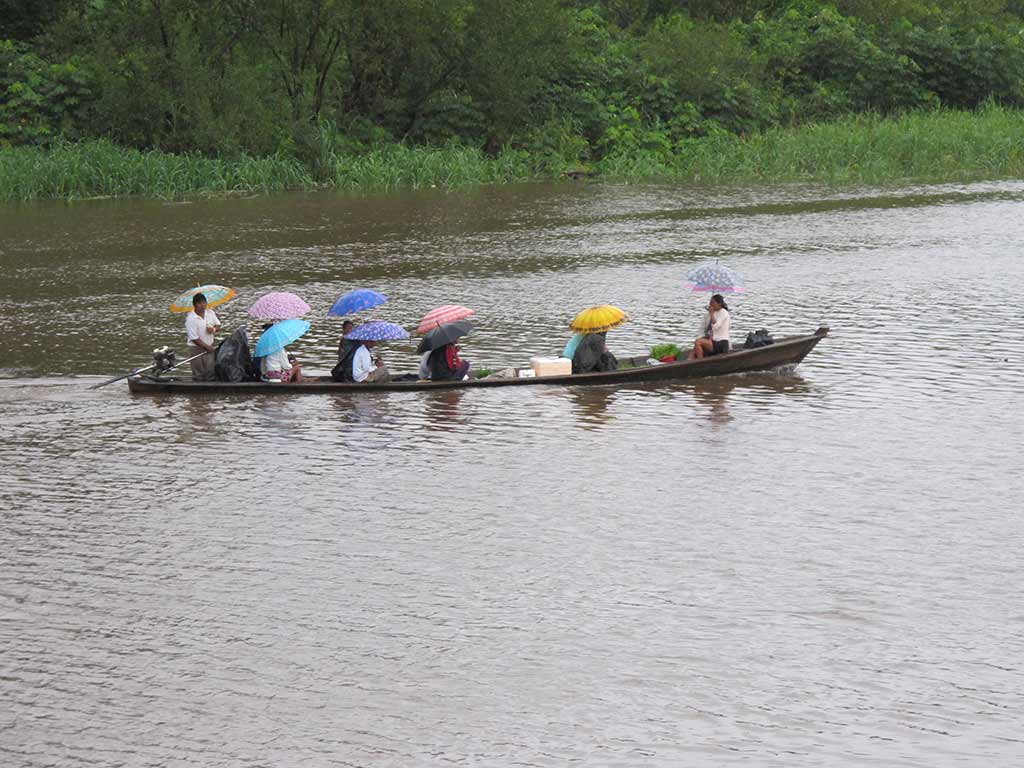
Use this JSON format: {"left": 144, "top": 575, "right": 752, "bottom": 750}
{"left": 344, "top": 320, "right": 410, "bottom": 341}
{"left": 248, "top": 292, "right": 311, "bottom": 319}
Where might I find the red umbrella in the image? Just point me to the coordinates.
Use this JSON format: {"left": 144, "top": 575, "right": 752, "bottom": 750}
{"left": 417, "top": 305, "right": 474, "bottom": 334}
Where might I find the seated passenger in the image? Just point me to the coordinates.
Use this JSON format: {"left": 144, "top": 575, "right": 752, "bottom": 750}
{"left": 261, "top": 346, "right": 302, "bottom": 382}
{"left": 352, "top": 339, "right": 390, "bottom": 383}
{"left": 688, "top": 293, "right": 731, "bottom": 360}
{"left": 427, "top": 343, "right": 470, "bottom": 381}
{"left": 331, "top": 321, "right": 364, "bottom": 382}
{"left": 572, "top": 332, "right": 618, "bottom": 374}
{"left": 336, "top": 319, "right": 354, "bottom": 360}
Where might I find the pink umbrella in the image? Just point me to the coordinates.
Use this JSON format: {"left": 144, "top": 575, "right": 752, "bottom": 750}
{"left": 417, "top": 304, "right": 474, "bottom": 334}
{"left": 248, "top": 291, "right": 311, "bottom": 320}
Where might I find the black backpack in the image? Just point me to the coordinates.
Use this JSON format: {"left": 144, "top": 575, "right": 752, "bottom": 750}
{"left": 743, "top": 328, "right": 775, "bottom": 349}
{"left": 331, "top": 341, "right": 360, "bottom": 382}
{"left": 215, "top": 327, "right": 258, "bottom": 382}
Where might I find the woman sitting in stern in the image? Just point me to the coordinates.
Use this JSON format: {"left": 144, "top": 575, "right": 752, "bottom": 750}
{"left": 688, "top": 293, "right": 731, "bottom": 360}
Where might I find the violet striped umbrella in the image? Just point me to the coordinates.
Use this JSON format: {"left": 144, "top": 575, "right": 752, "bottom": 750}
{"left": 248, "top": 291, "right": 311, "bottom": 319}
{"left": 417, "top": 304, "right": 474, "bottom": 334}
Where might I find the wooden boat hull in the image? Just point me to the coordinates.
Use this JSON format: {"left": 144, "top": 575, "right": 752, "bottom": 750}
{"left": 127, "top": 327, "right": 829, "bottom": 395}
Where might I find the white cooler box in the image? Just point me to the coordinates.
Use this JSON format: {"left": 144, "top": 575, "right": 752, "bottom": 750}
{"left": 530, "top": 356, "right": 572, "bottom": 377}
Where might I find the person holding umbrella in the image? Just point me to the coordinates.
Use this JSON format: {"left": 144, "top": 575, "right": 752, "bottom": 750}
{"left": 170, "top": 284, "right": 236, "bottom": 381}
{"left": 259, "top": 332, "right": 303, "bottom": 382}
{"left": 427, "top": 343, "right": 470, "bottom": 381}
{"left": 417, "top": 320, "right": 473, "bottom": 381}
{"left": 185, "top": 292, "right": 221, "bottom": 381}
{"left": 416, "top": 306, "right": 474, "bottom": 380}
{"left": 683, "top": 261, "right": 741, "bottom": 360}
{"left": 336, "top": 319, "right": 354, "bottom": 362}
{"left": 352, "top": 340, "right": 389, "bottom": 383}
{"left": 568, "top": 305, "right": 627, "bottom": 374}
{"left": 335, "top": 320, "right": 409, "bottom": 383}
{"left": 688, "top": 293, "right": 731, "bottom": 360}
{"left": 247, "top": 292, "right": 312, "bottom": 382}
{"left": 327, "top": 289, "right": 387, "bottom": 381}
{"left": 254, "top": 319, "right": 311, "bottom": 383}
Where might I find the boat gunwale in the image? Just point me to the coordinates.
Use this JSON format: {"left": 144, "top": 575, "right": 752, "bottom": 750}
{"left": 127, "top": 327, "right": 829, "bottom": 395}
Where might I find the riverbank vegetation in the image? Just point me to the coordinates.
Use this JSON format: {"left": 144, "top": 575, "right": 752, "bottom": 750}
{"left": 3, "top": 1, "right": 1024, "bottom": 200}
{"left": 4, "top": 106, "right": 1024, "bottom": 200}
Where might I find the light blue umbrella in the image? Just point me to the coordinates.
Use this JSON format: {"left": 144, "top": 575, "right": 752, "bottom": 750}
{"left": 254, "top": 318, "right": 310, "bottom": 356}
{"left": 344, "top": 320, "right": 409, "bottom": 341}
{"left": 328, "top": 289, "right": 388, "bottom": 317}
{"left": 685, "top": 262, "right": 744, "bottom": 293}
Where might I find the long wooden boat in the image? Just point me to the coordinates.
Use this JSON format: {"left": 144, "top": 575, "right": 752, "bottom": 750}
{"left": 127, "top": 326, "right": 829, "bottom": 395}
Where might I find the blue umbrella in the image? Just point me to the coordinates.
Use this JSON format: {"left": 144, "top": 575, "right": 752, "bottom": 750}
{"left": 328, "top": 289, "right": 388, "bottom": 317}
{"left": 685, "top": 262, "right": 744, "bottom": 293}
{"left": 344, "top": 320, "right": 409, "bottom": 341}
{"left": 254, "top": 318, "right": 311, "bottom": 356}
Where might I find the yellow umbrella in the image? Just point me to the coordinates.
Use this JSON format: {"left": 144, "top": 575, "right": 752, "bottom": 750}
{"left": 569, "top": 304, "right": 629, "bottom": 333}
{"left": 169, "top": 284, "right": 237, "bottom": 313}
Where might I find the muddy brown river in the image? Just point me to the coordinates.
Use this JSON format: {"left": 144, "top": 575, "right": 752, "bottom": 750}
{"left": 1, "top": 181, "right": 1022, "bottom": 766}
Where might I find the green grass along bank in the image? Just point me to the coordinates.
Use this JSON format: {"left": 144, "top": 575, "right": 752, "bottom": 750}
{"left": 2, "top": 107, "right": 1023, "bottom": 203}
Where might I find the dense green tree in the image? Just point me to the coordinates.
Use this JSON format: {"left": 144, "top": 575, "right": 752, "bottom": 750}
{"left": 461, "top": 0, "right": 572, "bottom": 149}
{"left": 6, "top": 0, "right": 1024, "bottom": 164}
{"left": 0, "top": 0, "right": 66, "bottom": 40}
{"left": 221, "top": 0, "right": 347, "bottom": 123}
{"left": 0, "top": 39, "right": 91, "bottom": 145}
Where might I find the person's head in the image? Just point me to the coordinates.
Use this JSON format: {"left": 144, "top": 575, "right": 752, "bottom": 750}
{"left": 193, "top": 293, "right": 207, "bottom": 313}
{"left": 363, "top": 339, "right": 377, "bottom": 350}
{"left": 709, "top": 293, "right": 729, "bottom": 312}
{"left": 342, "top": 319, "right": 353, "bottom": 334}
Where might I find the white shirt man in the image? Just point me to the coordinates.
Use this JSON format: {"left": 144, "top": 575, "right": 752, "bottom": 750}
{"left": 352, "top": 344, "right": 374, "bottom": 382}
{"left": 351, "top": 341, "right": 389, "bottom": 383}
{"left": 184, "top": 296, "right": 220, "bottom": 381}
{"left": 185, "top": 307, "right": 220, "bottom": 348}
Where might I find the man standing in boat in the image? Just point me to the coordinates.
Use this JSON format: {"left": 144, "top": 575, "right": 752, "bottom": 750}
{"left": 185, "top": 292, "right": 221, "bottom": 381}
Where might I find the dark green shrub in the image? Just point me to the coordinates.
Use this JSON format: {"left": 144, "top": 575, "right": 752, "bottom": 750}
{"left": 748, "top": 5, "right": 934, "bottom": 122}
{"left": 0, "top": 39, "right": 91, "bottom": 146}
{"left": 891, "top": 20, "right": 1024, "bottom": 109}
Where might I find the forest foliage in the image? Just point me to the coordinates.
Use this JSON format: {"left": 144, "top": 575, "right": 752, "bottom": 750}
{"left": 3, "top": 0, "right": 1024, "bottom": 174}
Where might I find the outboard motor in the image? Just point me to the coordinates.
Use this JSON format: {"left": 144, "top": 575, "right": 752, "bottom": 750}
{"left": 152, "top": 346, "right": 178, "bottom": 374}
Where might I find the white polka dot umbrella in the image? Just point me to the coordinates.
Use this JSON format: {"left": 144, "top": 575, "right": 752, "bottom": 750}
{"left": 684, "top": 262, "right": 745, "bottom": 293}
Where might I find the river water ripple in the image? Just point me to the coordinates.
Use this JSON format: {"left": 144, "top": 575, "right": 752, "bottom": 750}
{"left": 1, "top": 181, "right": 1022, "bottom": 767}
